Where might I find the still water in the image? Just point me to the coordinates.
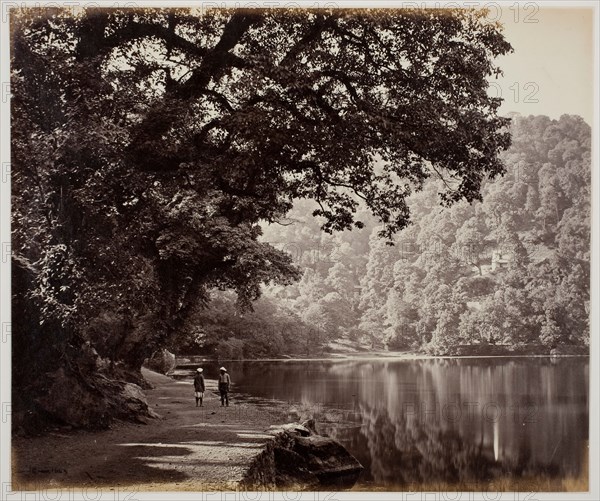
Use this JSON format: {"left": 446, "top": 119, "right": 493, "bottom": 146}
{"left": 198, "top": 357, "right": 589, "bottom": 489}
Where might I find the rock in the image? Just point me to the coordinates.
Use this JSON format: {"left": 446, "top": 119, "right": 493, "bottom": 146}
{"left": 242, "top": 423, "right": 363, "bottom": 490}
{"left": 301, "top": 419, "right": 318, "bottom": 434}
{"left": 269, "top": 423, "right": 312, "bottom": 437}
{"left": 122, "top": 383, "right": 160, "bottom": 420}
{"left": 122, "top": 382, "right": 145, "bottom": 402}
{"left": 34, "top": 367, "right": 159, "bottom": 429}
{"left": 11, "top": 255, "right": 161, "bottom": 432}
{"left": 293, "top": 435, "right": 363, "bottom": 489}
{"left": 273, "top": 446, "right": 320, "bottom": 489}
{"left": 35, "top": 367, "right": 111, "bottom": 429}
{"left": 143, "top": 349, "right": 176, "bottom": 375}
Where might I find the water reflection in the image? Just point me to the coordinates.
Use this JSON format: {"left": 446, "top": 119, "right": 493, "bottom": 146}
{"left": 219, "top": 357, "right": 589, "bottom": 489}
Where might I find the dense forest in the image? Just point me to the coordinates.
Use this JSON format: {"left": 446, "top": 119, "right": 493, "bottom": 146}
{"left": 173, "top": 114, "right": 590, "bottom": 358}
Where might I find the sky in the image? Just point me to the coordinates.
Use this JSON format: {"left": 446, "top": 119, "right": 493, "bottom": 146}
{"left": 493, "top": 6, "right": 595, "bottom": 124}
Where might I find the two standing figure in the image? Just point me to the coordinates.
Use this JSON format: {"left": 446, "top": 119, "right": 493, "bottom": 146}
{"left": 192, "top": 366, "right": 231, "bottom": 407}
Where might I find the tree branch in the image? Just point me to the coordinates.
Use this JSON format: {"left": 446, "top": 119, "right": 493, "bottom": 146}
{"left": 176, "top": 12, "right": 260, "bottom": 98}
{"left": 101, "top": 21, "right": 209, "bottom": 60}
{"left": 279, "top": 14, "right": 333, "bottom": 67}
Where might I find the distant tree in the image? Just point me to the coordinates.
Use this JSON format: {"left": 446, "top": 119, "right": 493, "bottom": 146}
{"left": 524, "top": 184, "right": 541, "bottom": 218}
{"left": 451, "top": 217, "right": 490, "bottom": 275}
{"left": 455, "top": 275, "right": 495, "bottom": 298}
{"left": 325, "top": 260, "right": 358, "bottom": 302}
{"left": 385, "top": 284, "right": 419, "bottom": 350}
{"left": 296, "top": 268, "right": 327, "bottom": 306}
{"left": 359, "top": 228, "right": 398, "bottom": 308}
{"left": 539, "top": 313, "right": 563, "bottom": 348}
{"left": 423, "top": 283, "right": 467, "bottom": 354}
{"left": 537, "top": 165, "right": 563, "bottom": 231}
{"left": 358, "top": 227, "right": 399, "bottom": 342}
{"left": 556, "top": 191, "right": 590, "bottom": 261}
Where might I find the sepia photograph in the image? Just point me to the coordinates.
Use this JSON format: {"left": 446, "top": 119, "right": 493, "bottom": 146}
{"left": 0, "top": 1, "right": 597, "bottom": 499}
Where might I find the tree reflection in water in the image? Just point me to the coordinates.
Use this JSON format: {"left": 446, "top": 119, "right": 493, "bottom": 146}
{"left": 227, "top": 357, "right": 588, "bottom": 490}
{"left": 323, "top": 403, "right": 566, "bottom": 489}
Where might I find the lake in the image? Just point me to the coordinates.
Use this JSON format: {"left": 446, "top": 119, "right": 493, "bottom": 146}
{"left": 181, "top": 357, "right": 589, "bottom": 490}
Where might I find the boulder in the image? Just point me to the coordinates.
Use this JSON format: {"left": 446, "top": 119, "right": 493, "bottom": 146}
{"left": 143, "top": 349, "right": 176, "bottom": 375}
{"left": 293, "top": 434, "right": 363, "bottom": 488}
{"left": 273, "top": 446, "right": 320, "bottom": 489}
{"left": 121, "top": 383, "right": 160, "bottom": 419}
{"left": 243, "top": 422, "right": 363, "bottom": 490}
{"left": 34, "top": 367, "right": 159, "bottom": 429}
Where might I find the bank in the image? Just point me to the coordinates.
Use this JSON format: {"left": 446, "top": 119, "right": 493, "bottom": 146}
{"left": 11, "top": 368, "right": 361, "bottom": 492}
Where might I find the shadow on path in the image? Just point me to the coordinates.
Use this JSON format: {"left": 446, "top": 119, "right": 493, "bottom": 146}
{"left": 12, "top": 369, "right": 290, "bottom": 491}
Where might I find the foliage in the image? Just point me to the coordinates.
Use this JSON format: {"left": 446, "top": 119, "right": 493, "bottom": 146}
{"left": 12, "top": 7, "right": 513, "bottom": 370}
{"left": 243, "top": 114, "right": 590, "bottom": 356}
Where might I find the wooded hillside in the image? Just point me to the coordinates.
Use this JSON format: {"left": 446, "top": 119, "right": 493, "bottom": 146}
{"left": 180, "top": 114, "right": 590, "bottom": 357}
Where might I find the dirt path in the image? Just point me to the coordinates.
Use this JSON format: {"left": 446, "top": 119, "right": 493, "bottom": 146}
{"left": 12, "top": 369, "right": 290, "bottom": 492}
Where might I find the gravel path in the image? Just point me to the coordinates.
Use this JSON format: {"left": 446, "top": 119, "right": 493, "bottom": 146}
{"left": 12, "top": 369, "right": 290, "bottom": 492}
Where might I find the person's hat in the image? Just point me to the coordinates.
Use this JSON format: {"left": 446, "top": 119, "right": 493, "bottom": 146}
{"left": 219, "top": 366, "right": 227, "bottom": 371}
{"left": 196, "top": 368, "right": 203, "bottom": 373}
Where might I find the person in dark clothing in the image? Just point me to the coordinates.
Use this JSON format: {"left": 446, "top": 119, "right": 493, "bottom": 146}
{"left": 193, "top": 368, "right": 205, "bottom": 407}
{"left": 218, "top": 367, "right": 231, "bottom": 407}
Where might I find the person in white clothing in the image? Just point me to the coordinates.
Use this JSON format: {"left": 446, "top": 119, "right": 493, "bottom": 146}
{"left": 193, "top": 368, "right": 205, "bottom": 407}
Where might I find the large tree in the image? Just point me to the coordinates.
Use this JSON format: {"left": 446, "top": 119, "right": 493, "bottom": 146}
{"left": 11, "top": 7, "right": 512, "bottom": 428}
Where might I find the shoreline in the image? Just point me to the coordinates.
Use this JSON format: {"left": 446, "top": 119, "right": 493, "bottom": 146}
{"left": 176, "top": 353, "right": 590, "bottom": 364}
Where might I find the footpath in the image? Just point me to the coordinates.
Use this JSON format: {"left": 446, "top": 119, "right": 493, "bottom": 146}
{"left": 12, "top": 369, "right": 290, "bottom": 492}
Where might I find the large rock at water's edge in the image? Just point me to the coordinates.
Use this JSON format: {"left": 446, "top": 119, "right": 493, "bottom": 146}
{"left": 241, "top": 422, "right": 363, "bottom": 490}
{"left": 272, "top": 446, "right": 321, "bottom": 489}
{"left": 143, "top": 349, "right": 176, "bottom": 375}
{"left": 292, "top": 434, "right": 363, "bottom": 488}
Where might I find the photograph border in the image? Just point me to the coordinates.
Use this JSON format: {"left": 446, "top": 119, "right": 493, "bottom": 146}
{"left": 0, "top": 1, "right": 598, "bottom": 499}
